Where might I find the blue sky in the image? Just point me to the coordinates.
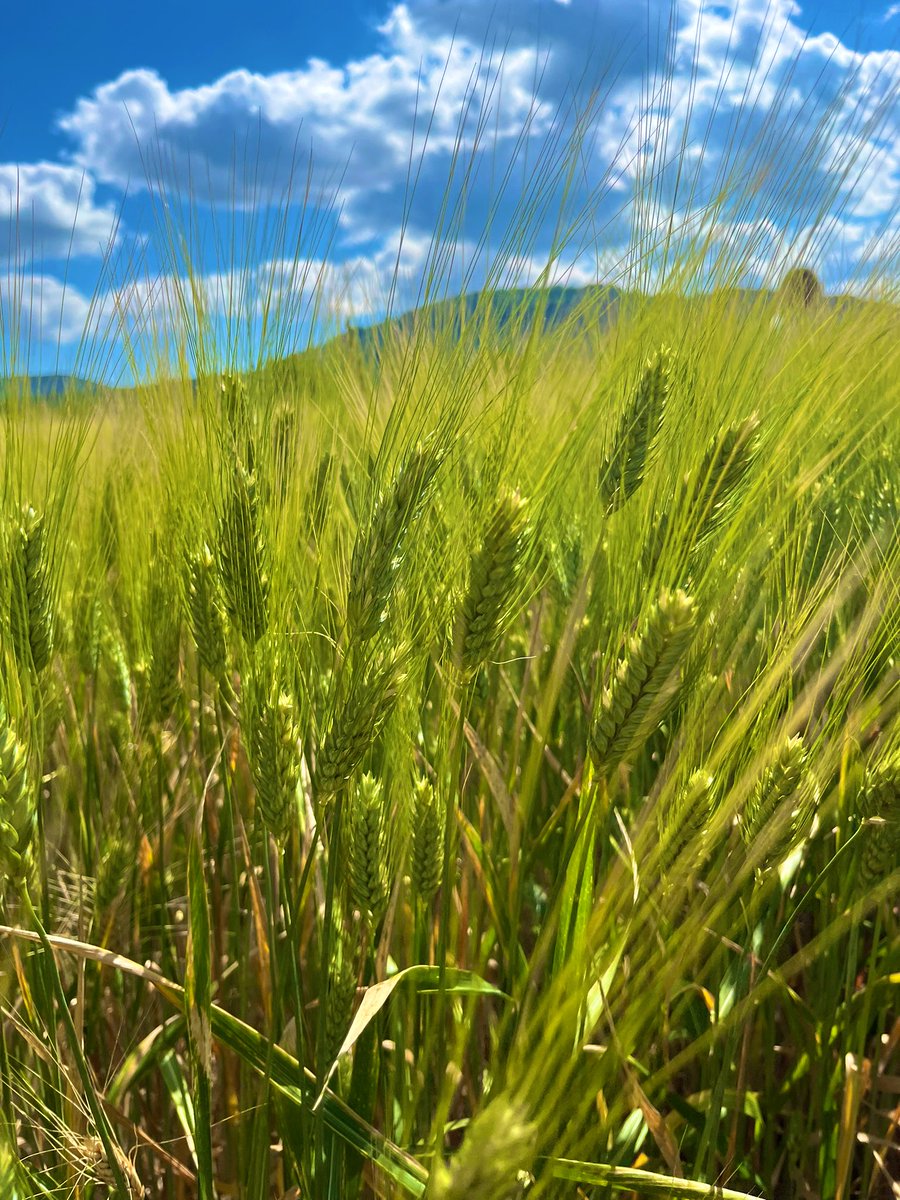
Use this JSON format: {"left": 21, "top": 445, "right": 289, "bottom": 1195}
{"left": 1, "top": 0, "right": 898, "bottom": 377}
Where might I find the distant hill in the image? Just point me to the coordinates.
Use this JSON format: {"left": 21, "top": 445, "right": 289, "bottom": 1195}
{"left": 7, "top": 281, "right": 894, "bottom": 396}
{"left": 342, "top": 284, "right": 622, "bottom": 352}
{"left": 336, "top": 280, "right": 896, "bottom": 356}
{"left": 3, "top": 374, "right": 97, "bottom": 399}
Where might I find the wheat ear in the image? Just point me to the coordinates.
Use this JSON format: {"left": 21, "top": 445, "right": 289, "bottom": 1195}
{"left": 410, "top": 775, "right": 444, "bottom": 903}
{"left": 0, "top": 702, "right": 32, "bottom": 890}
{"left": 217, "top": 463, "right": 269, "bottom": 645}
{"left": 856, "top": 754, "right": 900, "bottom": 891}
{"left": 249, "top": 689, "right": 302, "bottom": 844}
{"left": 590, "top": 588, "right": 696, "bottom": 771}
{"left": 187, "top": 543, "right": 228, "bottom": 679}
{"left": 457, "top": 489, "right": 530, "bottom": 675}
{"left": 347, "top": 442, "right": 441, "bottom": 642}
{"left": 316, "top": 647, "right": 407, "bottom": 798}
{"left": 599, "top": 346, "right": 673, "bottom": 513}
{"left": 347, "top": 772, "right": 389, "bottom": 918}
{"left": 10, "top": 504, "right": 54, "bottom": 675}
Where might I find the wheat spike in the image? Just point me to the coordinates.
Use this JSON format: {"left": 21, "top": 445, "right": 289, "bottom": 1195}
{"left": 0, "top": 702, "right": 32, "bottom": 889}
{"left": 599, "top": 346, "right": 672, "bottom": 513}
{"left": 347, "top": 772, "right": 389, "bottom": 918}
{"left": 590, "top": 588, "right": 696, "bottom": 771}
{"left": 10, "top": 504, "right": 54, "bottom": 675}
{"left": 457, "top": 489, "right": 530, "bottom": 675}
{"left": 658, "top": 768, "right": 716, "bottom": 880}
{"left": 324, "top": 928, "right": 359, "bottom": 1071}
{"left": 217, "top": 462, "right": 269, "bottom": 645}
{"left": 347, "top": 442, "right": 441, "bottom": 642}
{"left": 219, "top": 372, "right": 250, "bottom": 450}
{"left": 426, "top": 1097, "right": 537, "bottom": 1199}
{"left": 95, "top": 834, "right": 133, "bottom": 916}
{"left": 73, "top": 588, "right": 103, "bottom": 678}
{"left": 741, "top": 735, "right": 812, "bottom": 851}
{"left": 315, "top": 647, "right": 406, "bottom": 798}
{"left": 249, "top": 689, "right": 302, "bottom": 844}
{"left": 63, "top": 1131, "right": 143, "bottom": 1200}
{"left": 856, "top": 754, "right": 900, "bottom": 891}
{"left": 410, "top": 775, "right": 444, "bottom": 902}
{"left": 187, "top": 543, "right": 228, "bottom": 679}
{"left": 688, "top": 414, "right": 760, "bottom": 546}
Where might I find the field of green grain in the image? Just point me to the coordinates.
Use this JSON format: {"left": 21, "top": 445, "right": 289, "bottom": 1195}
{"left": 0, "top": 64, "right": 899, "bottom": 1200}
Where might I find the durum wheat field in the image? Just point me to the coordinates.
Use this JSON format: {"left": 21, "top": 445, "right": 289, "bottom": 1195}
{"left": 0, "top": 30, "right": 899, "bottom": 1200}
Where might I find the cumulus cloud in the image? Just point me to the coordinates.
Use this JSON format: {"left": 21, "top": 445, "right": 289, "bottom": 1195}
{"left": 0, "top": 163, "right": 120, "bottom": 263}
{"left": 0, "top": 272, "right": 96, "bottom": 352}
{"left": 57, "top": 18, "right": 549, "bottom": 202}
{"left": 20, "top": 0, "right": 896, "bottom": 330}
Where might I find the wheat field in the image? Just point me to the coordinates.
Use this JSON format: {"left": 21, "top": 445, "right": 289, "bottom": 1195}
{"left": 0, "top": 44, "right": 899, "bottom": 1200}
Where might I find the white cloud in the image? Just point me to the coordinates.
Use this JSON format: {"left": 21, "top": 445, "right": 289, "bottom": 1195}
{"left": 11, "top": 0, "right": 893, "bottom": 337}
{"left": 57, "top": 20, "right": 550, "bottom": 206}
{"left": 0, "top": 272, "right": 96, "bottom": 349}
{"left": 0, "top": 163, "right": 119, "bottom": 262}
